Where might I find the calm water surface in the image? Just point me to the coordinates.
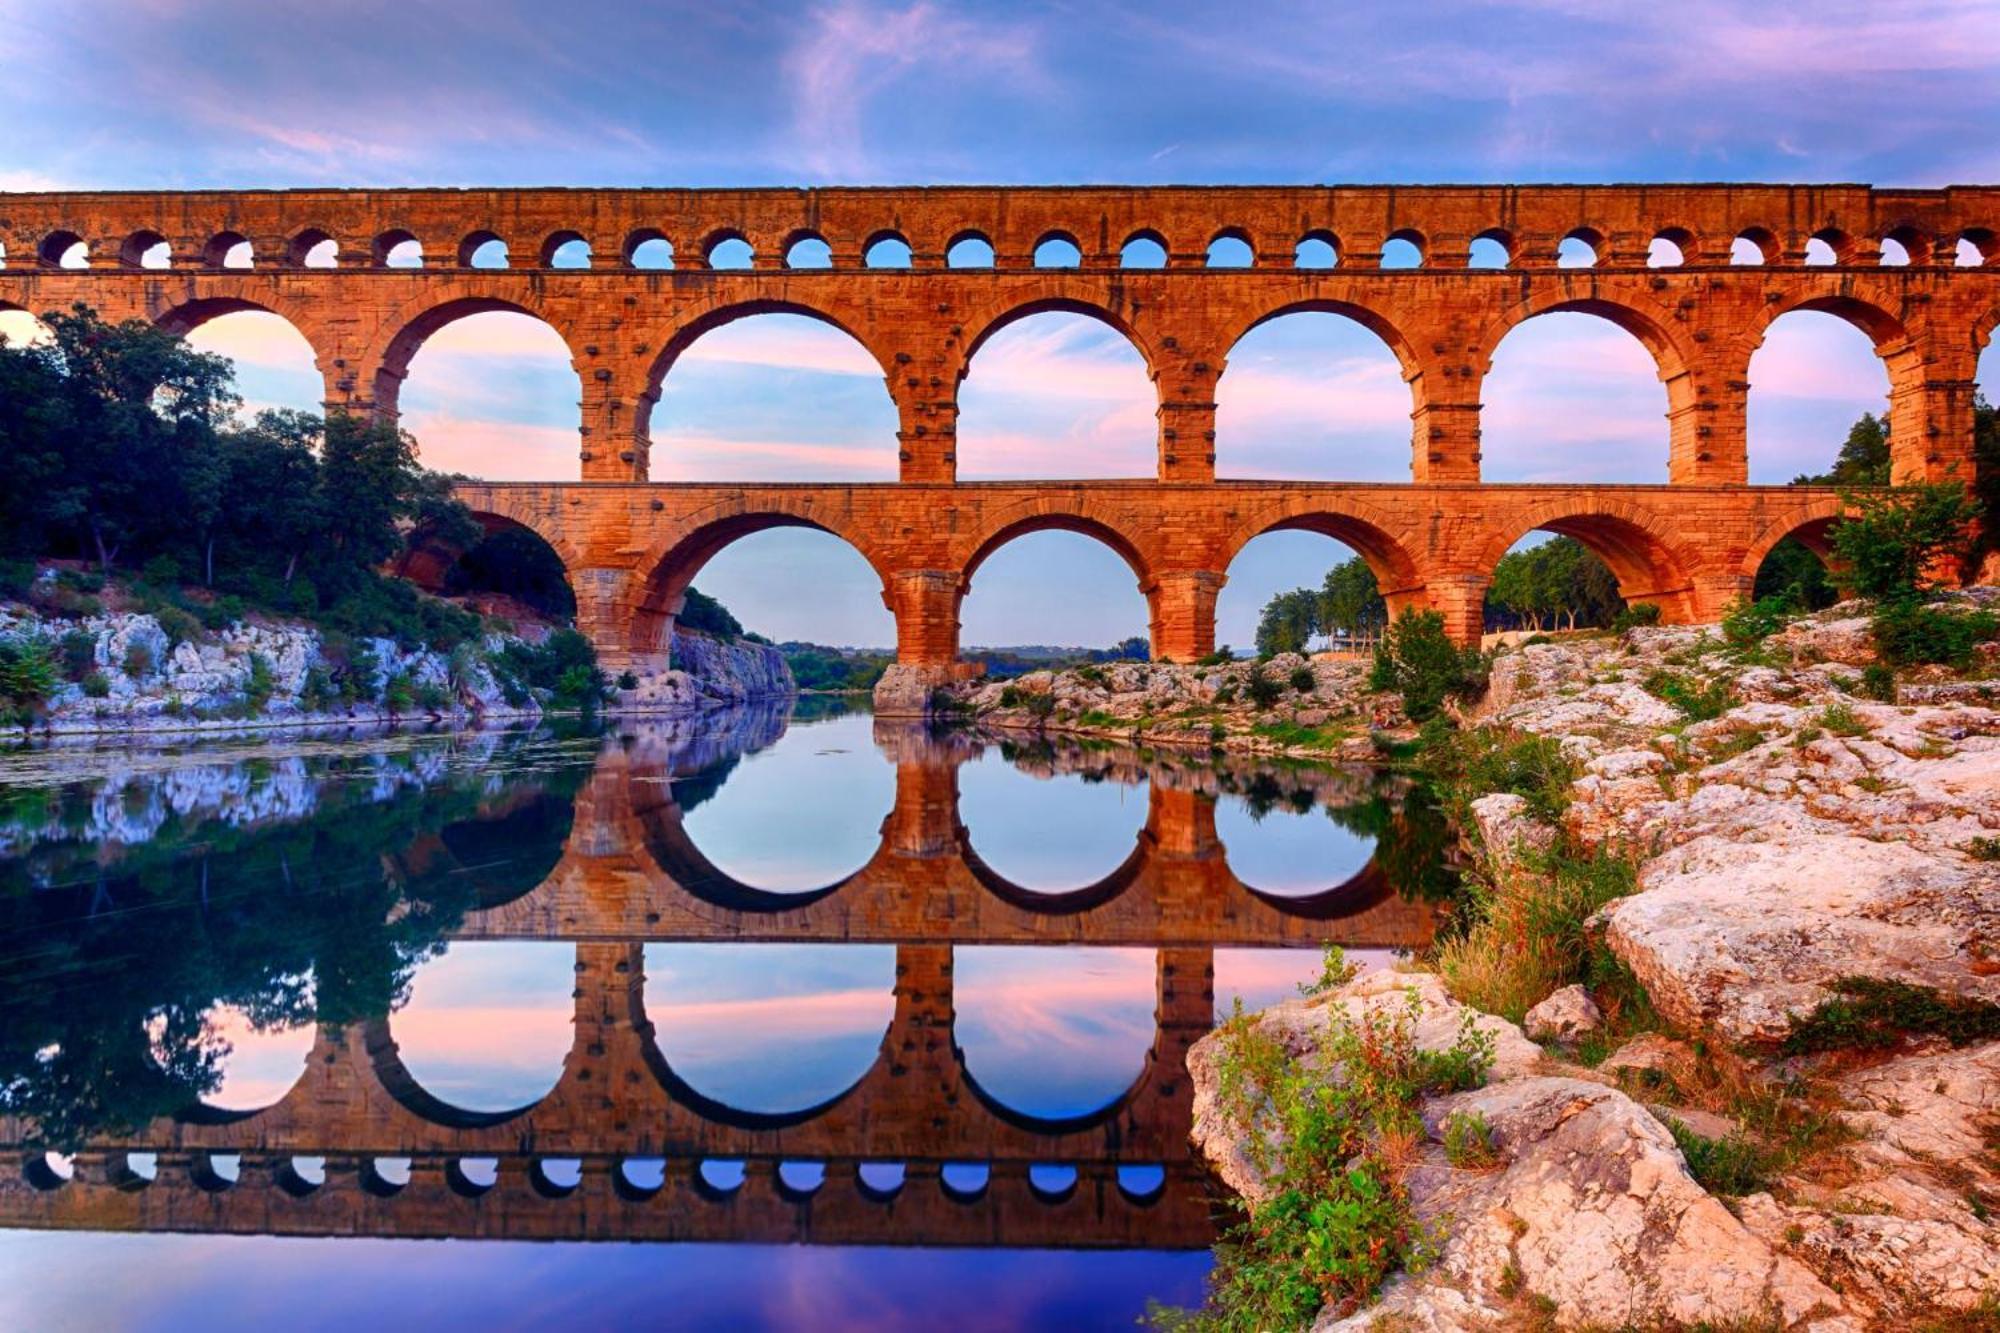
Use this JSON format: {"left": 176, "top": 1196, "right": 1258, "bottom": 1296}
{"left": 0, "top": 701, "right": 1449, "bottom": 1332}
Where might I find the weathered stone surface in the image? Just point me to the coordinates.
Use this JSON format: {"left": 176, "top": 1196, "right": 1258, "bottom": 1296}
{"left": 1522, "top": 983, "right": 1603, "bottom": 1044}
{"left": 1467, "top": 793, "right": 1555, "bottom": 871}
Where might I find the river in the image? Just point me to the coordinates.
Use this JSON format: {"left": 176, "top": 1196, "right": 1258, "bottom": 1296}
{"left": 0, "top": 699, "right": 1453, "bottom": 1332}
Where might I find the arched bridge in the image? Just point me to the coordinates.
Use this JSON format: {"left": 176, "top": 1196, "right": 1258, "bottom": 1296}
{"left": 6, "top": 184, "right": 1996, "bottom": 693}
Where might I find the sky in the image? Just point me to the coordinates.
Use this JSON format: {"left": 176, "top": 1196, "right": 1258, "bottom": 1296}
{"left": 3, "top": 0, "right": 1998, "bottom": 646}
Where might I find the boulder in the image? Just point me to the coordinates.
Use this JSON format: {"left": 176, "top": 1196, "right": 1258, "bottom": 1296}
{"left": 1522, "top": 984, "right": 1603, "bottom": 1044}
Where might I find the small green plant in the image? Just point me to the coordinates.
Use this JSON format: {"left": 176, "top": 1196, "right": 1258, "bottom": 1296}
{"left": 1212, "top": 682, "right": 1238, "bottom": 706}
{"left": 1153, "top": 991, "right": 1494, "bottom": 1330}
{"left": 1666, "top": 1118, "right": 1772, "bottom": 1196}
{"left": 1197, "top": 647, "right": 1234, "bottom": 667}
{"left": 299, "top": 665, "right": 335, "bottom": 712}
{"left": 1243, "top": 664, "right": 1284, "bottom": 710}
{"left": 1961, "top": 836, "right": 2000, "bottom": 862}
{"left": 1816, "top": 701, "right": 1868, "bottom": 737}
{"left": 80, "top": 670, "right": 111, "bottom": 699}
{"left": 1611, "top": 602, "right": 1663, "bottom": 633}
{"left": 616, "top": 669, "right": 640, "bottom": 691}
{"left": 0, "top": 637, "right": 60, "bottom": 723}
{"left": 1722, "top": 592, "right": 1803, "bottom": 646}
{"left": 1642, "top": 668, "right": 1736, "bottom": 721}
{"left": 1074, "top": 663, "right": 1108, "bottom": 687}
{"left": 1288, "top": 665, "right": 1316, "bottom": 694}
{"left": 154, "top": 605, "right": 202, "bottom": 648}
{"left": 1854, "top": 662, "right": 1896, "bottom": 701}
{"left": 1783, "top": 977, "right": 2000, "bottom": 1055}
{"left": 1442, "top": 1110, "right": 1500, "bottom": 1169}
{"left": 414, "top": 681, "right": 451, "bottom": 712}
{"left": 382, "top": 671, "right": 416, "bottom": 713}
{"left": 242, "top": 652, "right": 276, "bottom": 711}
{"left": 122, "top": 641, "right": 154, "bottom": 679}
{"left": 1871, "top": 598, "right": 2000, "bottom": 669}
{"left": 1297, "top": 944, "right": 1360, "bottom": 996}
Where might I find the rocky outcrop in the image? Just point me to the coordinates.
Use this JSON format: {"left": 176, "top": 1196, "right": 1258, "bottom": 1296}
{"left": 1189, "top": 970, "right": 1847, "bottom": 1331}
{"left": 932, "top": 652, "right": 1396, "bottom": 758}
{"left": 618, "top": 630, "right": 795, "bottom": 711}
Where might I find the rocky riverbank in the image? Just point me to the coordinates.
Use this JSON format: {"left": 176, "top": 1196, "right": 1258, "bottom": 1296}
{"left": 929, "top": 652, "right": 1401, "bottom": 760}
{"left": 1184, "top": 599, "right": 2000, "bottom": 1330}
{"left": 0, "top": 603, "right": 794, "bottom": 736}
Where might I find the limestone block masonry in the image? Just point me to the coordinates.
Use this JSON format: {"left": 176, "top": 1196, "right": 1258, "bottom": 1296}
{"left": 4, "top": 184, "right": 1996, "bottom": 708}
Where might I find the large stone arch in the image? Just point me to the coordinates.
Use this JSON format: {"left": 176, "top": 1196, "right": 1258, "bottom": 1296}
{"left": 150, "top": 295, "right": 338, "bottom": 403}
{"left": 1476, "top": 497, "right": 1704, "bottom": 622}
{"left": 1743, "top": 285, "right": 1919, "bottom": 481}
{"left": 955, "top": 290, "right": 1165, "bottom": 380}
{"left": 1215, "top": 494, "right": 1429, "bottom": 607}
{"left": 393, "top": 506, "right": 586, "bottom": 612}
{"left": 628, "top": 498, "right": 894, "bottom": 657}
{"left": 636, "top": 296, "right": 899, "bottom": 447}
{"left": 366, "top": 291, "right": 582, "bottom": 417}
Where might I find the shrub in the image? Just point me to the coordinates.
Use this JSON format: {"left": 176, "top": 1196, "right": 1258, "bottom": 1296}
{"left": 1074, "top": 663, "right": 1108, "bottom": 687}
{"left": 1288, "top": 665, "right": 1316, "bottom": 694}
{"left": 80, "top": 671, "right": 111, "bottom": 699}
{"left": 154, "top": 605, "right": 202, "bottom": 648}
{"left": 299, "top": 666, "right": 335, "bottom": 712}
{"left": 1853, "top": 662, "right": 1896, "bottom": 701}
{"left": 998, "top": 684, "right": 1023, "bottom": 709}
{"left": 1155, "top": 992, "right": 1493, "bottom": 1330}
{"left": 242, "top": 652, "right": 276, "bottom": 711}
{"left": 1243, "top": 664, "right": 1284, "bottom": 710}
{"left": 1782, "top": 977, "right": 2000, "bottom": 1055}
{"left": 1722, "top": 592, "right": 1802, "bottom": 646}
{"left": 1442, "top": 1110, "right": 1500, "bottom": 1169}
{"left": 414, "top": 681, "right": 451, "bottom": 712}
{"left": 194, "top": 594, "right": 245, "bottom": 632}
{"left": 1424, "top": 726, "right": 1575, "bottom": 823}
{"left": 0, "top": 637, "right": 60, "bottom": 722}
{"left": 382, "top": 671, "right": 416, "bottom": 713}
{"left": 1197, "top": 647, "right": 1235, "bottom": 667}
{"left": 1296, "top": 944, "right": 1360, "bottom": 997}
{"left": 616, "top": 669, "right": 639, "bottom": 691}
{"left": 1611, "top": 602, "right": 1662, "bottom": 633}
{"left": 0, "top": 558, "right": 37, "bottom": 599}
{"left": 1871, "top": 598, "right": 2000, "bottom": 669}
{"left": 1962, "top": 836, "right": 2000, "bottom": 861}
{"left": 1212, "top": 683, "right": 1238, "bottom": 706}
{"left": 1370, "top": 608, "right": 1487, "bottom": 723}
{"left": 1642, "top": 669, "right": 1736, "bottom": 722}
{"left": 1816, "top": 701, "right": 1868, "bottom": 737}
{"left": 122, "top": 641, "right": 154, "bottom": 679}
{"left": 1666, "top": 1119, "right": 1772, "bottom": 1196}
{"left": 57, "top": 629, "right": 97, "bottom": 682}
{"left": 1829, "top": 481, "right": 1980, "bottom": 601}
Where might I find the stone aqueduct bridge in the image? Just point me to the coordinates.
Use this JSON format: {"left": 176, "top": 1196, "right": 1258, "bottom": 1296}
{"left": 5, "top": 184, "right": 2000, "bottom": 678}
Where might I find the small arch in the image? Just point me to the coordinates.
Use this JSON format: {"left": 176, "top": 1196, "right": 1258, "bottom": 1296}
{"left": 1808, "top": 228, "right": 1852, "bottom": 266}
{"left": 1957, "top": 228, "right": 1998, "bottom": 266}
{"left": 1294, "top": 231, "right": 1338, "bottom": 269}
{"left": 374, "top": 229, "right": 423, "bottom": 268}
{"left": 459, "top": 231, "right": 508, "bottom": 269}
{"left": 857, "top": 1162, "right": 906, "bottom": 1200}
{"left": 387, "top": 941, "right": 575, "bottom": 1119}
{"left": 38, "top": 231, "right": 87, "bottom": 269}
{"left": 541, "top": 231, "right": 591, "bottom": 269}
{"left": 958, "top": 519, "right": 1155, "bottom": 653}
{"left": 448, "top": 1158, "right": 498, "bottom": 1197}
{"left": 962, "top": 511, "right": 1153, "bottom": 593}
{"left": 1033, "top": 232, "right": 1082, "bottom": 268}
{"left": 863, "top": 231, "right": 911, "bottom": 268}
{"left": 616, "top": 1159, "right": 666, "bottom": 1200}
{"left": 203, "top": 231, "right": 252, "bottom": 269}
{"left": 1648, "top": 228, "right": 1691, "bottom": 268}
{"left": 1558, "top": 227, "right": 1603, "bottom": 268}
{"left": 955, "top": 301, "right": 1159, "bottom": 480}
{"left": 1121, "top": 230, "right": 1169, "bottom": 268}
{"left": 957, "top": 750, "right": 1149, "bottom": 897}
{"left": 1380, "top": 230, "right": 1424, "bottom": 269}
{"left": 119, "top": 229, "right": 171, "bottom": 269}
{"left": 1217, "top": 505, "right": 1425, "bottom": 611}
{"left": 1206, "top": 228, "right": 1254, "bottom": 268}
{"left": 625, "top": 228, "right": 674, "bottom": 269}
{"left": 1028, "top": 1164, "right": 1079, "bottom": 1202}
{"left": 1748, "top": 307, "right": 1897, "bottom": 484}
{"left": 1881, "top": 225, "right": 1932, "bottom": 267}
{"left": 1479, "top": 305, "right": 1675, "bottom": 483}
{"left": 947, "top": 230, "right": 995, "bottom": 268}
{"left": 1216, "top": 305, "right": 1419, "bottom": 481}
{"left": 940, "top": 1163, "right": 990, "bottom": 1202}
{"left": 1468, "top": 228, "right": 1512, "bottom": 269}
{"left": 287, "top": 228, "right": 338, "bottom": 268}
{"left": 1116, "top": 1164, "right": 1167, "bottom": 1203}
{"left": 1732, "top": 228, "right": 1780, "bottom": 265}
{"left": 704, "top": 231, "right": 754, "bottom": 270}
{"left": 784, "top": 230, "right": 833, "bottom": 269}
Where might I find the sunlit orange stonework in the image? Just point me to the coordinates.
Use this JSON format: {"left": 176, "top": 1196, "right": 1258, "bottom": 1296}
{"left": 5, "top": 185, "right": 1997, "bottom": 703}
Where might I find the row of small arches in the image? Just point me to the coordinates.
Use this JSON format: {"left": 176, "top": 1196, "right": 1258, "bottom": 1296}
{"left": 22, "top": 1150, "right": 1167, "bottom": 1206}
{"left": 25, "top": 221, "right": 2000, "bottom": 273}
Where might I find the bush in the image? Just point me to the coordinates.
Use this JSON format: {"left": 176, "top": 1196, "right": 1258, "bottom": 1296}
{"left": 1782, "top": 977, "right": 2000, "bottom": 1055}
{"left": 1722, "top": 592, "right": 1801, "bottom": 646}
{"left": 1370, "top": 608, "right": 1487, "bottom": 723}
{"left": 1611, "top": 601, "right": 1662, "bottom": 633}
{"left": 58, "top": 629, "right": 97, "bottom": 682}
{"left": 1243, "top": 664, "right": 1284, "bottom": 710}
{"left": 1816, "top": 701, "right": 1868, "bottom": 737}
{"left": 0, "top": 558, "right": 36, "bottom": 600}
{"left": 194, "top": 594, "right": 245, "bottom": 632}
{"left": 1829, "top": 481, "right": 1980, "bottom": 600}
{"left": 1288, "top": 665, "right": 1316, "bottom": 694}
{"left": 1666, "top": 1119, "right": 1772, "bottom": 1196}
{"left": 80, "top": 671, "right": 111, "bottom": 698}
{"left": 490, "top": 629, "right": 607, "bottom": 712}
{"left": 1853, "top": 662, "right": 1896, "bottom": 701}
{"left": 616, "top": 669, "right": 639, "bottom": 691}
{"left": 299, "top": 665, "right": 336, "bottom": 712}
{"left": 1442, "top": 1110, "right": 1500, "bottom": 1169}
{"left": 1642, "top": 668, "right": 1737, "bottom": 722}
{"left": 414, "top": 681, "right": 451, "bottom": 712}
{"left": 0, "top": 637, "right": 60, "bottom": 722}
{"left": 122, "top": 641, "right": 154, "bottom": 679}
{"left": 1197, "top": 647, "right": 1234, "bottom": 667}
{"left": 1870, "top": 597, "right": 2000, "bottom": 668}
{"left": 242, "top": 652, "right": 276, "bottom": 710}
{"left": 382, "top": 671, "right": 415, "bottom": 713}
{"left": 154, "top": 605, "right": 202, "bottom": 648}
{"left": 1424, "top": 726, "right": 1576, "bottom": 823}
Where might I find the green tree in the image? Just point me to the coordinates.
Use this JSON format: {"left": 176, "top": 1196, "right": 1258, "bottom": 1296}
{"left": 1318, "top": 559, "right": 1386, "bottom": 647}
{"left": 1830, "top": 481, "right": 1981, "bottom": 600}
{"left": 1796, "top": 412, "right": 1891, "bottom": 486}
{"left": 1256, "top": 587, "right": 1321, "bottom": 656}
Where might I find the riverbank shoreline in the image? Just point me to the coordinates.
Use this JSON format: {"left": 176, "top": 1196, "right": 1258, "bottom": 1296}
{"left": 1178, "top": 600, "right": 2000, "bottom": 1330}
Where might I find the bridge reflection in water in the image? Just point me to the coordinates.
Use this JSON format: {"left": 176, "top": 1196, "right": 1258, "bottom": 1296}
{"left": 0, "top": 704, "right": 1441, "bottom": 1258}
